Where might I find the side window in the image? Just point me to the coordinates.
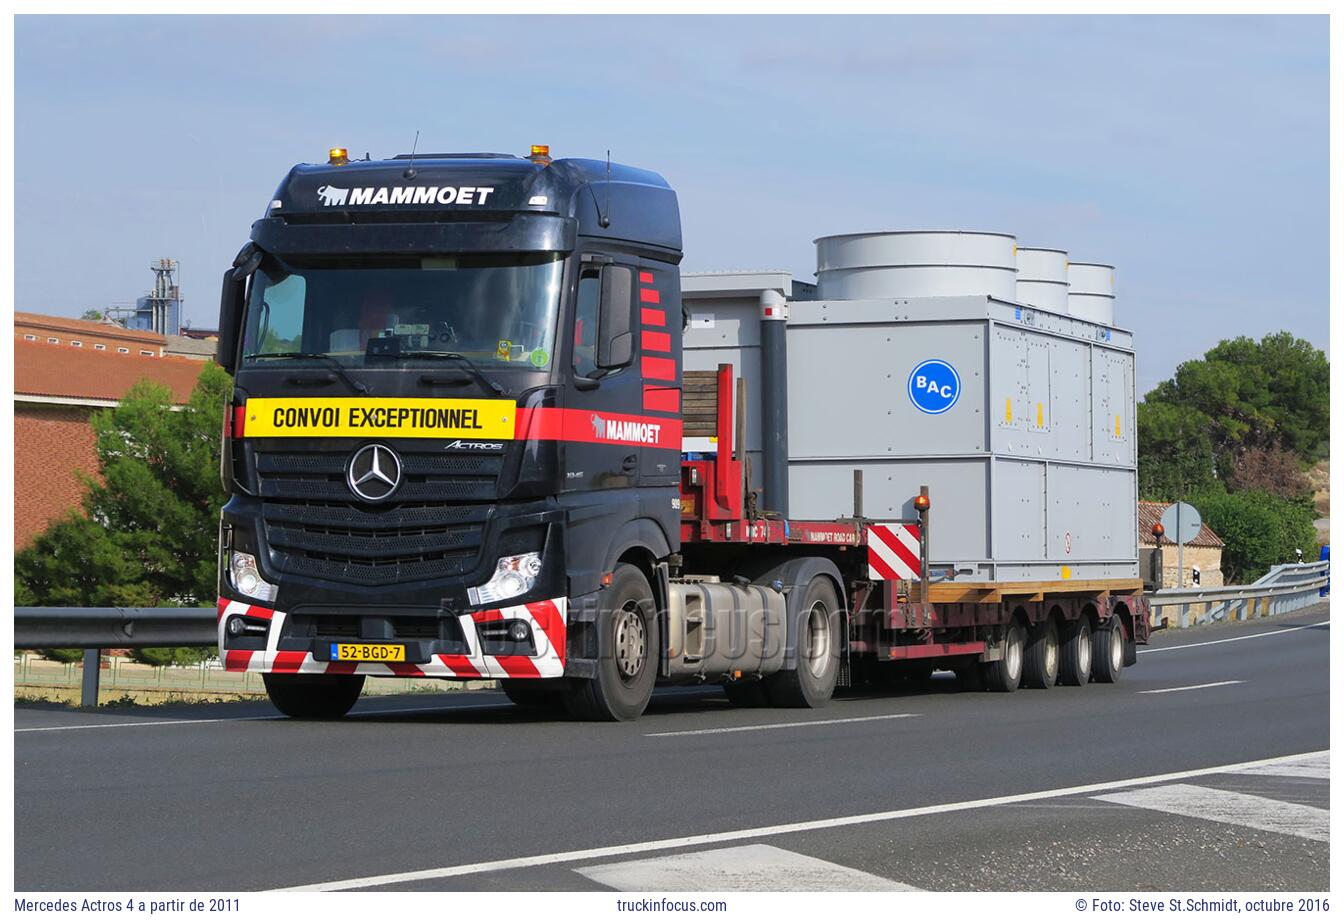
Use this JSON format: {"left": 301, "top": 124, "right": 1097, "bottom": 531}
{"left": 572, "top": 268, "right": 601, "bottom": 378}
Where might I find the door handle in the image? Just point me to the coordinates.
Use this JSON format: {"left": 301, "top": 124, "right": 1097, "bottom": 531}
{"left": 622, "top": 454, "right": 638, "bottom": 472}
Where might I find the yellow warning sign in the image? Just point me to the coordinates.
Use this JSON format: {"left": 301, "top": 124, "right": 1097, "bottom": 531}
{"left": 1061, "top": 565, "right": 1072, "bottom": 580}
{"left": 1114, "top": 414, "right": 1122, "bottom": 438}
{"left": 1036, "top": 402, "right": 1044, "bottom": 428}
{"left": 1005, "top": 398, "right": 1013, "bottom": 424}
{"left": 243, "top": 397, "right": 516, "bottom": 439}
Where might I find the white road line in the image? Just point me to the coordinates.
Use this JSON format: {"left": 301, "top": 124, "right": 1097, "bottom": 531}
{"left": 576, "top": 844, "right": 920, "bottom": 892}
{"left": 1140, "top": 620, "right": 1328, "bottom": 654}
{"left": 274, "top": 748, "right": 1327, "bottom": 891}
{"left": 646, "top": 713, "right": 919, "bottom": 737}
{"left": 1230, "top": 751, "right": 1330, "bottom": 780}
{"left": 1094, "top": 783, "right": 1330, "bottom": 842}
{"left": 1139, "top": 680, "right": 1244, "bottom": 695}
{"left": 13, "top": 701, "right": 506, "bottom": 733}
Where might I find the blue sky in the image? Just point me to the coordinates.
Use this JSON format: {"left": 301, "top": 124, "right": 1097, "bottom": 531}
{"left": 15, "top": 14, "right": 1328, "bottom": 392}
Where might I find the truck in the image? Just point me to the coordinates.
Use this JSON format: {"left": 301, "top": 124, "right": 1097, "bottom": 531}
{"left": 214, "top": 145, "right": 1149, "bottom": 721}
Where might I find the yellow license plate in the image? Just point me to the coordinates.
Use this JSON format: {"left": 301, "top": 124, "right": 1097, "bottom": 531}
{"left": 332, "top": 643, "right": 406, "bottom": 662}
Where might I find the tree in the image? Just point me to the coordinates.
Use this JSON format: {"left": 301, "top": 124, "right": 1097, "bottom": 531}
{"left": 16, "top": 364, "right": 231, "bottom": 663}
{"left": 1189, "top": 486, "right": 1318, "bottom": 583}
{"left": 1137, "top": 400, "right": 1216, "bottom": 500}
{"left": 1226, "top": 446, "right": 1311, "bottom": 499}
{"left": 80, "top": 309, "right": 104, "bottom": 321}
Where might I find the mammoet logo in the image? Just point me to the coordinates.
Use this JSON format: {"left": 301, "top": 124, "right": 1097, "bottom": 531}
{"left": 589, "top": 412, "right": 663, "bottom": 445}
{"left": 591, "top": 414, "right": 607, "bottom": 440}
{"left": 317, "top": 185, "right": 348, "bottom": 207}
{"left": 316, "top": 185, "right": 496, "bottom": 207}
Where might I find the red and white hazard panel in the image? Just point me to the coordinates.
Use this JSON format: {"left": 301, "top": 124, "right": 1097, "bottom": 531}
{"left": 866, "top": 524, "right": 922, "bottom": 581}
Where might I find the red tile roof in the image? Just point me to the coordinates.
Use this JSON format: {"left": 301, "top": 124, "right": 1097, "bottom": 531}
{"left": 15, "top": 312, "right": 166, "bottom": 347}
{"left": 14, "top": 339, "right": 206, "bottom": 405}
{"left": 1138, "top": 500, "right": 1225, "bottom": 548}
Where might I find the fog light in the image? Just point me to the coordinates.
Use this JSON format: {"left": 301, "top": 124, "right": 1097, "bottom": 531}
{"left": 468, "top": 552, "right": 542, "bottom": 606}
{"left": 508, "top": 620, "right": 530, "bottom": 642}
{"left": 229, "top": 551, "right": 278, "bottom": 603}
{"left": 227, "top": 616, "right": 246, "bottom": 637}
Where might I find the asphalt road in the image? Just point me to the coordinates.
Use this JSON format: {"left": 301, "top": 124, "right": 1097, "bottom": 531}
{"left": 14, "top": 604, "right": 1330, "bottom": 892}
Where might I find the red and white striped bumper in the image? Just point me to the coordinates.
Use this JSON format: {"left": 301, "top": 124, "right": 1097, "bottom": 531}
{"left": 216, "top": 597, "right": 567, "bottom": 679}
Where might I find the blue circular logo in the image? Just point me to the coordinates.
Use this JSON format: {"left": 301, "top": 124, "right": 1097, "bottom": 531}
{"left": 907, "top": 359, "right": 961, "bottom": 415}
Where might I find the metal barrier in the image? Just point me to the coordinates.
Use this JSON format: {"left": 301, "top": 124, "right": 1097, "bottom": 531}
{"left": 14, "top": 607, "right": 213, "bottom": 707}
{"left": 1148, "top": 560, "right": 1330, "bottom": 629}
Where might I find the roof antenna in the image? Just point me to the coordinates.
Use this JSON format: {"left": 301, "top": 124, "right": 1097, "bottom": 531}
{"left": 600, "top": 149, "right": 611, "bottom": 228}
{"left": 404, "top": 130, "right": 420, "bottom": 179}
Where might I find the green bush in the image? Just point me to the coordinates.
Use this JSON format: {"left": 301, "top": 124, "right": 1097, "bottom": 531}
{"left": 40, "top": 648, "right": 85, "bottom": 664}
{"left": 130, "top": 646, "right": 215, "bottom": 667}
{"left": 1189, "top": 487, "right": 1318, "bottom": 583}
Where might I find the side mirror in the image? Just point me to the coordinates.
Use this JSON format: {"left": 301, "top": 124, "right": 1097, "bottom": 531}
{"left": 216, "top": 268, "right": 246, "bottom": 374}
{"left": 596, "top": 265, "right": 633, "bottom": 369}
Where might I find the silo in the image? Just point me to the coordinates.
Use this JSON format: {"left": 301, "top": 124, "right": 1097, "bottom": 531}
{"left": 1067, "top": 262, "right": 1115, "bottom": 325}
{"left": 814, "top": 230, "right": 1017, "bottom": 301}
{"left": 1015, "top": 247, "right": 1069, "bottom": 314}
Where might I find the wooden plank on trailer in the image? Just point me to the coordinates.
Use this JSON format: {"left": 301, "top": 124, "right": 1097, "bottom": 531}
{"left": 925, "top": 578, "right": 1142, "bottom": 604}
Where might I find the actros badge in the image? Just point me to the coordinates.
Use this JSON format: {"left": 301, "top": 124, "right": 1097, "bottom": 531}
{"left": 907, "top": 359, "right": 961, "bottom": 415}
{"left": 347, "top": 443, "right": 402, "bottom": 501}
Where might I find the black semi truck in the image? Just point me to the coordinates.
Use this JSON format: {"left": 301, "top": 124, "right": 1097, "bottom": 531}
{"left": 215, "top": 146, "right": 1146, "bottom": 721}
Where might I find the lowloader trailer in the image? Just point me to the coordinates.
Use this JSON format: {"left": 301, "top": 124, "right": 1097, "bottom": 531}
{"left": 214, "top": 145, "right": 1147, "bottom": 721}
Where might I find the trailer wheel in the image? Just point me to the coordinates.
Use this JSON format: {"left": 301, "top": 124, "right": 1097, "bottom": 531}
{"left": 1091, "top": 617, "right": 1125, "bottom": 684}
{"left": 262, "top": 673, "right": 364, "bottom": 719}
{"left": 764, "top": 576, "right": 841, "bottom": 708}
{"left": 501, "top": 678, "right": 566, "bottom": 709}
{"left": 1058, "top": 617, "right": 1093, "bottom": 686}
{"left": 982, "top": 620, "right": 1024, "bottom": 692}
{"left": 1024, "top": 617, "right": 1060, "bottom": 689}
{"left": 724, "top": 680, "right": 770, "bottom": 707}
{"left": 563, "top": 563, "right": 657, "bottom": 721}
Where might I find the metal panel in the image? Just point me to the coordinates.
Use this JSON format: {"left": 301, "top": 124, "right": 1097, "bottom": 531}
{"left": 992, "top": 459, "right": 1045, "bottom": 561}
{"left": 815, "top": 230, "right": 1017, "bottom": 301}
{"left": 1015, "top": 247, "right": 1070, "bottom": 314}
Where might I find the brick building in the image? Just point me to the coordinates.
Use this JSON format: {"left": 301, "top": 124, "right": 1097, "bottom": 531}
{"left": 15, "top": 312, "right": 167, "bottom": 357}
{"left": 14, "top": 336, "right": 206, "bottom": 548}
{"left": 1138, "top": 500, "right": 1226, "bottom": 589}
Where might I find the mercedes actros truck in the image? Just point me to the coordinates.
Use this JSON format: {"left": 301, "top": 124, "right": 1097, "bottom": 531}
{"left": 215, "top": 145, "right": 1148, "bottom": 721}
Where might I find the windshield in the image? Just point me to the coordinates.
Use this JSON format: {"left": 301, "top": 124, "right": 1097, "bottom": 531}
{"left": 241, "top": 253, "right": 564, "bottom": 369}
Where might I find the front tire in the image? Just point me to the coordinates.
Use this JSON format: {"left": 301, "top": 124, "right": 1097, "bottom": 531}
{"left": 263, "top": 673, "right": 364, "bottom": 719}
{"left": 563, "top": 563, "right": 657, "bottom": 721}
{"left": 764, "top": 576, "right": 842, "bottom": 708}
{"left": 1058, "top": 617, "right": 1093, "bottom": 686}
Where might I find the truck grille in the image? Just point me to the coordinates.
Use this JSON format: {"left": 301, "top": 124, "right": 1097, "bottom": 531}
{"left": 254, "top": 445, "right": 501, "bottom": 587}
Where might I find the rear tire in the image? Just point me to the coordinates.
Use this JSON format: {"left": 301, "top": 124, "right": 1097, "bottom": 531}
{"left": 563, "top": 563, "right": 657, "bottom": 721}
{"left": 764, "top": 576, "right": 842, "bottom": 708}
{"left": 1023, "top": 617, "right": 1060, "bottom": 689}
{"left": 501, "top": 678, "right": 566, "bottom": 709}
{"left": 1058, "top": 617, "right": 1093, "bottom": 686}
{"left": 263, "top": 673, "right": 364, "bottom": 719}
{"left": 982, "top": 620, "right": 1025, "bottom": 692}
{"left": 1091, "top": 617, "right": 1125, "bottom": 683}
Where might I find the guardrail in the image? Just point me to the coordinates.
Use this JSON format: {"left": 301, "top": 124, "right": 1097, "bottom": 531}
{"left": 1148, "top": 560, "right": 1330, "bottom": 629}
{"left": 14, "top": 607, "right": 213, "bottom": 707}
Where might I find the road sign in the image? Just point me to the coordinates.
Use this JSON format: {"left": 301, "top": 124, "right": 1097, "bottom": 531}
{"left": 1160, "top": 502, "right": 1202, "bottom": 545}
{"left": 907, "top": 359, "right": 961, "bottom": 415}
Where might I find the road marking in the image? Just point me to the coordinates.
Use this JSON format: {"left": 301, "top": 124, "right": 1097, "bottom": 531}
{"left": 1140, "top": 620, "right": 1328, "bottom": 654}
{"left": 1094, "top": 783, "right": 1329, "bottom": 842}
{"left": 575, "top": 844, "right": 919, "bottom": 892}
{"left": 1139, "top": 680, "right": 1243, "bottom": 695}
{"left": 13, "top": 701, "right": 507, "bottom": 733}
{"left": 274, "top": 749, "right": 1327, "bottom": 891}
{"left": 1230, "top": 751, "right": 1330, "bottom": 780}
{"left": 646, "top": 713, "right": 920, "bottom": 737}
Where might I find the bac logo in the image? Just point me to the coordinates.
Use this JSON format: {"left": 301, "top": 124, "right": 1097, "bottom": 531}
{"left": 907, "top": 359, "right": 961, "bottom": 415}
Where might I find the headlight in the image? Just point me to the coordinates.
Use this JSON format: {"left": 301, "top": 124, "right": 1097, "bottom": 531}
{"left": 229, "top": 550, "right": 278, "bottom": 603}
{"left": 468, "top": 552, "right": 542, "bottom": 606}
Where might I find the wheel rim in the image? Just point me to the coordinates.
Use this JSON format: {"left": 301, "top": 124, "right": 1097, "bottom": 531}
{"left": 1110, "top": 625, "right": 1123, "bottom": 671}
{"left": 614, "top": 602, "right": 647, "bottom": 682}
{"left": 1006, "top": 628, "right": 1023, "bottom": 679}
{"left": 1079, "top": 626, "right": 1092, "bottom": 676}
{"left": 803, "top": 601, "right": 832, "bottom": 678}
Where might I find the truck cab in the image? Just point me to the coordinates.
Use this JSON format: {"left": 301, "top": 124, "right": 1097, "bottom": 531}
{"left": 215, "top": 147, "right": 685, "bottom": 719}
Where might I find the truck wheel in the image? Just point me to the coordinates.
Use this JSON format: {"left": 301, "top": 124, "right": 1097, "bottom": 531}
{"left": 501, "top": 678, "right": 566, "bottom": 709}
{"left": 982, "top": 620, "right": 1024, "bottom": 692}
{"left": 764, "top": 576, "right": 841, "bottom": 708}
{"left": 563, "top": 563, "right": 657, "bottom": 721}
{"left": 1023, "top": 618, "right": 1060, "bottom": 689}
{"left": 1058, "top": 617, "right": 1093, "bottom": 686}
{"left": 262, "top": 673, "right": 364, "bottom": 719}
{"left": 1091, "top": 617, "right": 1125, "bottom": 684}
{"left": 724, "top": 680, "right": 770, "bottom": 707}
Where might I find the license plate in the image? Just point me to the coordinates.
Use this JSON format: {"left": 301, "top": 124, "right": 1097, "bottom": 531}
{"left": 331, "top": 643, "right": 405, "bottom": 662}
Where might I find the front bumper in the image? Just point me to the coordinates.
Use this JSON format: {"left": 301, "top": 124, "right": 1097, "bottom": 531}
{"left": 217, "top": 595, "right": 567, "bottom": 679}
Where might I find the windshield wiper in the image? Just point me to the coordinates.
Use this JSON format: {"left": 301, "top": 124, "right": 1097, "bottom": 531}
{"left": 387, "top": 351, "right": 509, "bottom": 396}
{"left": 243, "top": 352, "right": 370, "bottom": 395}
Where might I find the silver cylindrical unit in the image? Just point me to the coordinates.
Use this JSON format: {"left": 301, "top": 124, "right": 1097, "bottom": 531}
{"left": 1067, "top": 262, "right": 1115, "bottom": 325}
{"left": 1015, "top": 247, "right": 1069, "bottom": 314}
{"left": 815, "top": 230, "right": 1017, "bottom": 301}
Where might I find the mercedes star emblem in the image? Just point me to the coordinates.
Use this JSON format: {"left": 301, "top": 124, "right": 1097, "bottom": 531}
{"left": 347, "top": 443, "right": 402, "bottom": 502}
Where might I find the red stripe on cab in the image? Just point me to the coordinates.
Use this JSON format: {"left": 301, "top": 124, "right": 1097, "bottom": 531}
{"left": 643, "top": 386, "right": 680, "bottom": 414}
{"left": 642, "top": 356, "right": 676, "bottom": 381}
{"left": 639, "top": 271, "right": 654, "bottom": 284}
{"left": 641, "top": 308, "right": 666, "bottom": 327}
{"left": 639, "top": 288, "right": 661, "bottom": 304}
{"left": 642, "top": 330, "right": 671, "bottom": 352}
